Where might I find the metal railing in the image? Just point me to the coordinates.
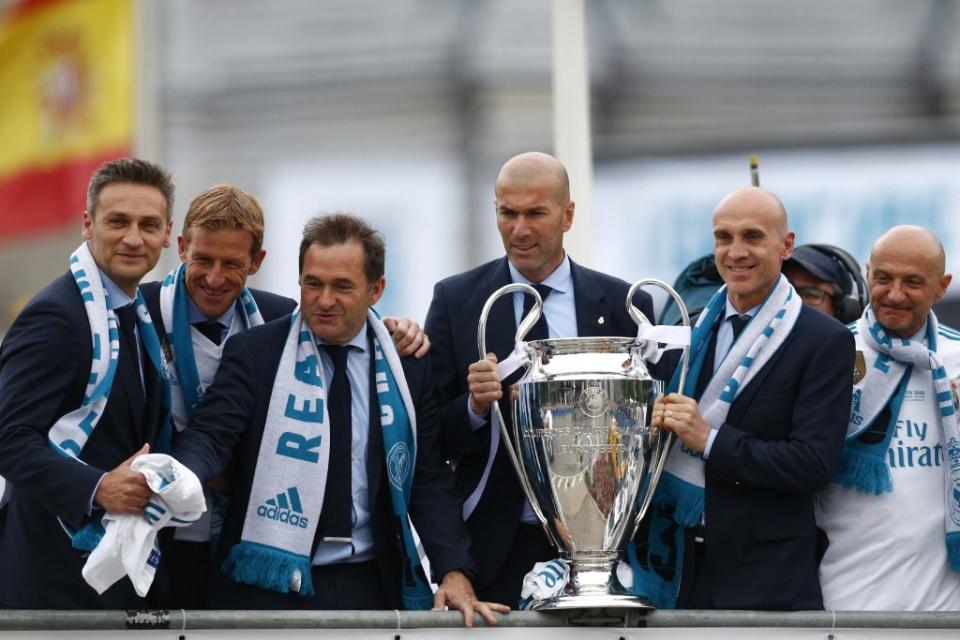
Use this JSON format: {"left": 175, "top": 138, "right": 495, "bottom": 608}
{"left": 2, "top": 609, "right": 960, "bottom": 631}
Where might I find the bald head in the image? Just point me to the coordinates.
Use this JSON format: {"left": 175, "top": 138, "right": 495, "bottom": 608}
{"left": 711, "top": 186, "right": 795, "bottom": 312}
{"left": 712, "top": 187, "right": 789, "bottom": 235}
{"left": 870, "top": 225, "right": 945, "bottom": 277}
{"left": 495, "top": 152, "right": 570, "bottom": 205}
{"left": 867, "top": 225, "right": 951, "bottom": 338}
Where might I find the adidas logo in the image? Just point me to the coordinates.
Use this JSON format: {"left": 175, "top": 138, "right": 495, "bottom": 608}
{"left": 256, "top": 486, "right": 309, "bottom": 529}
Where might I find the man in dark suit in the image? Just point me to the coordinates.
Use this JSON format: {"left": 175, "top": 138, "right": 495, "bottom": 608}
{"left": 0, "top": 158, "right": 175, "bottom": 608}
{"left": 140, "top": 185, "right": 430, "bottom": 608}
{"left": 650, "top": 186, "right": 854, "bottom": 610}
{"left": 424, "top": 152, "right": 655, "bottom": 605}
{"left": 173, "top": 214, "right": 506, "bottom": 625}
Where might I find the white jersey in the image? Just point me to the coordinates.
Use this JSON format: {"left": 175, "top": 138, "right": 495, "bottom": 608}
{"left": 816, "top": 322, "right": 960, "bottom": 611}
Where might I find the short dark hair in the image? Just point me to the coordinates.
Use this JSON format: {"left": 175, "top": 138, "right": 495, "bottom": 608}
{"left": 298, "top": 214, "right": 385, "bottom": 284}
{"left": 86, "top": 157, "right": 175, "bottom": 220}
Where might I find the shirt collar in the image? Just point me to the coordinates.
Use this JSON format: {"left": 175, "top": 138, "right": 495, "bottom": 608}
{"left": 98, "top": 269, "right": 135, "bottom": 310}
{"left": 186, "top": 293, "right": 236, "bottom": 327}
{"left": 316, "top": 323, "right": 369, "bottom": 354}
{"left": 724, "top": 297, "right": 761, "bottom": 321}
{"left": 507, "top": 253, "right": 571, "bottom": 294}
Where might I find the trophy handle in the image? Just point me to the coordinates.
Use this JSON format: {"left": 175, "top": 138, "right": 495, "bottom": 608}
{"left": 477, "top": 283, "right": 550, "bottom": 527}
{"left": 625, "top": 279, "right": 692, "bottom": 527}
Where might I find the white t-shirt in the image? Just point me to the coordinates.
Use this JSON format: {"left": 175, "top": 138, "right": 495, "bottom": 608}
{"left": 816, "top": 323, "right": 960, "bottom": 611}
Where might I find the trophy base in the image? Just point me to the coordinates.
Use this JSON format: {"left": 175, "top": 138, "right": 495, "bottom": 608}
{"left": 529, "top": 593, "right": 655, "bottom": 611}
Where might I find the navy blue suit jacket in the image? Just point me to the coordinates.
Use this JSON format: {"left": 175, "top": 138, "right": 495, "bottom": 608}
{"left": 139, "top": 281, "right": 297, "bottom": 330}
{"left": 172, "top": 315, "right": 475, "bottom": 608}
{"left": 423, "top": 256, "right": 654, "bottom": 586}
{"left": 0, "top": 273, "right": 169, "bottom": 608}
{"left": 689, "top": 304, "right": 854, "bottom": 610}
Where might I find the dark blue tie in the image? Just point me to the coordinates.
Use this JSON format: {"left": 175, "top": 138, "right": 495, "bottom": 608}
{"left": 193, "top": 320, "right": 224, "bottom": 346}
{"left": 730, "top": 314, "right": 751, "bottom": 341}
{"left": 116, "top": 305, "right": 144, "bottom": 403}
{"left": 318, "top": 344, "right": 352, "bottom": 541}
{"left": 522, "top": 283, "right": 553, "bottom": 341}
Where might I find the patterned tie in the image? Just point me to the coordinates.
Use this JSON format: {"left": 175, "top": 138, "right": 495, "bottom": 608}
{"left": 730, "top": 314, "right": 751, "bottom": 341}
{"left": 317, "top": 344, "right": 353, "bottom": 541}
{"left": 193, "top": 320, "right": 224, "bottom": 346}
{"left": 116, "top": 305, "right": 144, "bottom": 402}
{"left": 521, "top": 284, "right": 553, "bottom": 341}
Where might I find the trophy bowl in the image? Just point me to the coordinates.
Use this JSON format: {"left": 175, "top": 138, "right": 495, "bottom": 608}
{"left": 478, "top": 280, "right": 689, "bottom": 610}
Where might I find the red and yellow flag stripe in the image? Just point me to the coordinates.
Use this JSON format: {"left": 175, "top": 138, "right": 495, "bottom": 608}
{"left": 0, "top": 0, "right": 133, "bottom": 240}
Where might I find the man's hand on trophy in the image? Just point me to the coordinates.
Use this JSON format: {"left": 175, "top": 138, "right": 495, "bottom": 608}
{"left": 468, "top": 353, "right": 502, "bottom": 416}
{"left": 652, "top": 394, "right": 710, "bottom": 453}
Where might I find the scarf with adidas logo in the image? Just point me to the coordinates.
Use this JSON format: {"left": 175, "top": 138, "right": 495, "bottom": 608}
{"left": 221, "top": 308, "right": 433, "bottom": 609}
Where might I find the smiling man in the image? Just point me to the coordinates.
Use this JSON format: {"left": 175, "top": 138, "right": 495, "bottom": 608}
{"left": 633, "top": 186, "right": 853, "bottom": 610}
{"left": 139, "top": 185, "right": 295, "bottom": 608}
{"left": 0, "top": 158, "right": 175, "bottom": 608}
{"left": 816, "top": 225, "right": 960, "bottom": 610}
{"left": 172, "top": 214, "right": 503, "bottom": 624}
{"left": 424, "top": 152, "right": 655, "bottom": 605}
{"left": 140, "top": 185, "right": 431, "bottom": 608}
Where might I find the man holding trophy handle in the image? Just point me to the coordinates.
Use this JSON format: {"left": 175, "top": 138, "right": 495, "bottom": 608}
{"left": 635, "top": 186, "right": 854, "bottom": 610}
{"left": 425, "top": 152, "right": 655, "bottom": 606}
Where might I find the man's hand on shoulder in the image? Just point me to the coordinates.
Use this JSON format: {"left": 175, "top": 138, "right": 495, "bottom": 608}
{"left": 94, "top": 443, "right": 153, "bottom": 514}
{"left": 383, "top": 316, "right": 431, "bottom": 358}
{"left": 433, "top": 569, "right": 510, "bottom": 627}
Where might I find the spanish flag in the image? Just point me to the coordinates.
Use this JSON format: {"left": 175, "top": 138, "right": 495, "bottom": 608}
{"left": 0, "top": 0, "right": 133, "bottom": 241}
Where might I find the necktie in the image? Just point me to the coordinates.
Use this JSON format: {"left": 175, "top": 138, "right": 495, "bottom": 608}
{"left": 521, "top": 284, "right": 553, "bottom": 341}
{"left": 318, "top": 344, "right": 353, "bottom": 541}
{"left": 194, "top": 320, "right": 224, "bottom": 346}
{"left": 730, "top": 314, "right": 751, "bottom": 341}
{"left": 116, "top": 305, "right": 144, "bottom": 401}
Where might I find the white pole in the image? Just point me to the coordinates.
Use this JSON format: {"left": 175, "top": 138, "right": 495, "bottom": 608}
{"left": 133, "top": 0, "right": 160, "bottom": 163}
{"left": 552, "top": 0, "right": 593, "bottom": 264}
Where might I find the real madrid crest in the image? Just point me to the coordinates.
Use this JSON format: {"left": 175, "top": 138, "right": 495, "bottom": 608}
{"left": 387, "top": 442, "right": 410, "bottom": 491}
{"left": 853, "top": 351, "right": 866, "bottom": 384}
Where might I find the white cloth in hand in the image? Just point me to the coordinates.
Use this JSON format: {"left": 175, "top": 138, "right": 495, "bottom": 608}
{"left": 518, "top": 559, "right": 569, "bottom": 609}
{"left": 82, "top": 454, "right": 206, "bottom": 596}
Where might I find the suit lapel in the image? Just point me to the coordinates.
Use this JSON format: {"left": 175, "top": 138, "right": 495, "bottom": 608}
{"left": 726, "top": 329, "right": 796, "bottom": 424}
{"left": 570, "top": 260, "right": 610, "bottom": 338}
{"left": 479, "top": 258, "right": 517, "bottom": 359}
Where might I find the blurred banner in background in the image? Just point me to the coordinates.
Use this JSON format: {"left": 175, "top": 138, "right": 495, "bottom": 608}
{"left": 0, "top": 0, "right": 132, "bottom": 242}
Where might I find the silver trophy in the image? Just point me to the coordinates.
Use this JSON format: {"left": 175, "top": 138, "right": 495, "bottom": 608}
{"left": 478, "top": 280, "right": 690, "bottom": 610}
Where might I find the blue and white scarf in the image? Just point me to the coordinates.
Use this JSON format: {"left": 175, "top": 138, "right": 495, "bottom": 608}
{"left": 158, "top": 263, "right": 264, "bottom": 426}
{"left": 841, "top": 307, "right": 960, "bottom": 570}
{"left": 52, "top": 243, "right": 172, "bottom": 550}
{"left": 221, "top": 309, "right": 433, "bottom": 609}
{"left": 627, "top": 275, "right": 802, "bottom": 607}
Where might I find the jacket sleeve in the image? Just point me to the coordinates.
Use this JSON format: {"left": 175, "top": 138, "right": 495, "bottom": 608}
{"left": 405, "top": 356, "right": 477, "bottom": 580}
{"left": 0, "top": 299, "right": 105, "bottom": 527}
{"left": 424, "top": 280, "right": 488, "bottom": 460}
{"left": 172, "top": 332, "right": 258, "bottom": 483}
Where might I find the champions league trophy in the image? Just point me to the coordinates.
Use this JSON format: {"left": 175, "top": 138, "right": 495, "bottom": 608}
{"left": 478, "top": 280, "right": 690, "bottom": 610}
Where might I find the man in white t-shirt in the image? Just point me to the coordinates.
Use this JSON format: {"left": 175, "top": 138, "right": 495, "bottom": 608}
{"left": 816, "top": 225, "right": 960, "bottom": 611}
